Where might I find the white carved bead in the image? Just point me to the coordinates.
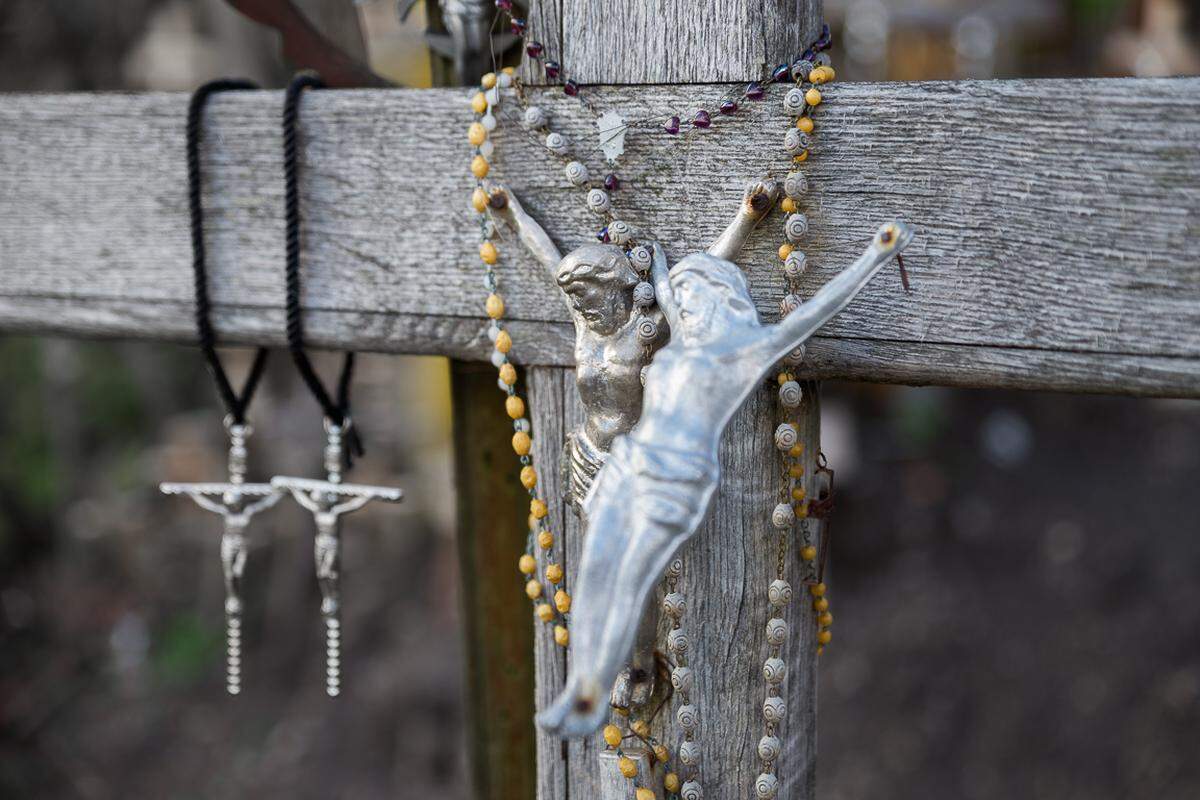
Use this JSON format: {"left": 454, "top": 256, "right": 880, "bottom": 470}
{"left": 676, "top": 703, "right": 699, "bottom": 732}
{"left": 680, "top": 780, "right": 703, "bottom": 800}
{"left": 497, "top": 71, "right": 513, "bottom": 88}
{"left": 774, "top": 423, "right": 798, "bottom": 451}
{"left": 481, "top": 112, "right": 498, "bottom": 131}
{"left": 490, "top": 350, "right": 507, "bottom": 367}
{"left": 783, "top": 250, "right": 808, "bottom": 278}
{"left": 678, "top": 740, "right": 701, "bottom": 766}
{"left": 768, "top": 579, "right": 792, "bottom": 607}
{"left": 564, "top": 161, "right": 589, "bottom": 185}
{"left": 784, "top": 171, "right": 809, "bottom": 199}
{"left": 763, "top": 657, "right": 787, "bottom": 685}
{"left": 784, "top": 213, "right": 809, "bottom": 243}
{"left": 478, "top": 139, "right": 495, "bottom": 158}
{"left": 785, "top": 343, "right": 807, "bottom": 365}
{"left": 635, "top": 317, "right": 659, "bottom": 343}
{"left": 671, "top": 665, "right": 694, "bottom": 693}
{"left": 485, "top": 87, "right": 500, "bottom": 105}
{"left": 763, "top": 695, "right": 787, "bottom": 723}
{"left": 514, "top": 417, "right": 531, "bottom": 433}
{"left": 586, "top": 188, "right": 611, "bottom": 214}
{"left": 755, "top": 772, "right": 780, "bottom": 799}
{"left": 667, "top": 627, "right": 689, "bottom": 655}
{"left": 783, "top": 87, "right": 806, "bottom": 115}
{"left": 633, "top": 282, "right": 656, "bottom": 308}
{"left": 608, "top": 219, "right": 633, "bottom": 245}
{"left": 784, "top": 128, "right": 812, "bottom": 155}
{"left": 545, "top": 132, "right": 569, "bottom": 155}
{"left": 779, "top": 293, "right": 802, "bottom": 317}
{"left": 791, "top": 59, "right": 815, "bottom": 82}
{"left": 758, "top": 735, "right": 782, "bottom": 763}
{"left": 766, "top": 617, "right": 788, "bottom": 646}
{"left": 662, "top": 591, "right": 686, "bottom": 617}
{"left": 815, "top": 52, "right": 832, "bottom": 67}
{"left": 771, "top": 502, "right": 794, "bottom": 529}
{"left": 665, "top": 558, "right": 683, "bottom": 579}
{"left": 629, "top": 245, "right": 652, "bottom": 270}
{"left": 523, "top": 106, "right": 546, "bottom": 128}
{"left": 779, "top": 380, "right": 802, "bottom": 408}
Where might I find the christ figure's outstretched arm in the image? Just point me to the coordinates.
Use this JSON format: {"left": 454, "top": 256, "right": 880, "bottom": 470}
{"left": 484, "top": 185, "right": 563, "bottom": 274}
{"left": 758, "top": 222, "right": 914, "bottom": 364}
{"left": 706, "top": 180, "right": 780, "bottom": 263}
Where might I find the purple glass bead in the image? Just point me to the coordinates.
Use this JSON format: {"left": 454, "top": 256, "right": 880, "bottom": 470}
{"left": 597, "top": 227, "right": 610, "bottom": 243}
{"left": 526, "top": 41, "right": 543, "bottom": 58}
{"left": 604, "top": 173, "right": 620, "bottom": 191}
{"left": 510, "top": 17, "right": 526, "bottom": 34}
{"left": 719, "top": 99, "right": 738, "bottom": 114}
{"left": 772, "top": 63, "right": 790, "bottom": 82}
{"left": 495, "top": 0, "right": 512, "bottom": 9}
{"left": 746, "top": 81, "right": 764, "bottom": 100}
{"left": 816, "top": 23, "right": 832, "bottom": 51}
{"left": 693, "top": 109, "right": 711, "bottom": 128}
{"left": 544, "top": 60, "right": 560, "bottom": 78}
{"left": 664, "top": 115, "right": 680, "bottom": 135}
{"left": 563, "top": 79, "right": 579, "bottom": 96}
{"left": 801, "top": 48, "right": 815, "bottom": 63}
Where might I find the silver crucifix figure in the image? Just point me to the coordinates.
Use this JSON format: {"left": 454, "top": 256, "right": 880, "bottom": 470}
{"left": 485, "top": 180, "right": 778, "bottom": 511}
{"left": 160, "top": 421, "right": 283, "bottom": 695}
{"left": 271, "top": 419, "right": 402, "bottom": 697}
{"left": 539, "top": 202, "right": 916, "bottom": 737}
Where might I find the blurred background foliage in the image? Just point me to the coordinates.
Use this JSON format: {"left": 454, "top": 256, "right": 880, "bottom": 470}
{"left": 0, "top": 1, "right": 1198, "bottom": 799}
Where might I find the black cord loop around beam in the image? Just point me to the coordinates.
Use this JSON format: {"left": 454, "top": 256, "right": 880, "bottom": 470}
{"left": 187, "top": 79, "right": 270, "bottom": 426}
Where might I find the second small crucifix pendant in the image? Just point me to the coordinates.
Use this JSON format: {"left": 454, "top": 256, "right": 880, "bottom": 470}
{"left": 272, "top": 419, "right": 402, "bottom": 697}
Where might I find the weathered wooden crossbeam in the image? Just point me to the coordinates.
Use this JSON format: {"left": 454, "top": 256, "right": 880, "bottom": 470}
{"left": 1, "top": 77, "right": 1197, "bottom": 397}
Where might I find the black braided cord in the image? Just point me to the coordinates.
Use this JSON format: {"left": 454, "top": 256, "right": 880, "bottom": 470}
{"left": 282, "top": 72, "right": 363, "bottom": 459}
{"left": 187, "top": 79, "right": 270, "bottom": 425}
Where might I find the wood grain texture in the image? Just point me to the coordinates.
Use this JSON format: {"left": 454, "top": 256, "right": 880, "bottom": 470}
{"left": 522, "top": 0, "right": 823, "bottom": 84}
{"left": 2, "top": 78, "right": 1199, "bottom": 396}
{"left": 527, "top": 367, "right": 820, "bottom": 799}
{"left": 450, "top": 361, "right": 537, "bottom": 800}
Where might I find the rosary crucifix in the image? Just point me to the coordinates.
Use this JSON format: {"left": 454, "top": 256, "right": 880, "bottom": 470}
{"left": 271, "top": 419, "right": 402, "bottom": 697}
{"left": 160, "top": 421, "right": 282, "bottom": 695}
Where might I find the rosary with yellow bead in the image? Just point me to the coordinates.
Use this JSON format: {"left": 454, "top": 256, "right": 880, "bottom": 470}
{"left": 466, "top": 29, "right": 841, "bottom": 800}
{"left": 471, "top": 67, "right": 573, "bottom": 649}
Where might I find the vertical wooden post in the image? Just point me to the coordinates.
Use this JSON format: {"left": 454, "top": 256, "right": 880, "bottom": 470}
{"left": 518, "top": 2, "right": 823, "bottom": 797}
{"left": 451, "top": 360, "right": 537, "bottom": 800}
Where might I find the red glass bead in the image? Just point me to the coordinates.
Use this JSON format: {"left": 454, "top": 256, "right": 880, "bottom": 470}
{"left": 771, "top": 64, "right": 790, "bottom": 81}
{"left": 526, "top": 41, "right": 543, "bottom": 58}
{"left": 563, "top": 79, "right": 579, "bottom": 96}
{"left": 495, "top": 0, "right": 512, "bottom": 9}
{"left": 603, "top": 173, "right": 620, "bottom": 191}
{"left": 544, "top": 60, "right": 560, "bottom": 78}
{"left": 692, "top": 109, "right": 711, "bottom": 128}
{"left": 664, "top": 116, "right": 680, "bottom": 135}
{"left": 510, "top": 17, "right": 526, "bottom": 34}
{"left": 719, "top": 100, "right": 738, "bottom": 114}
{"left": 746, "top": 81, "right": 764, "bottom": 100}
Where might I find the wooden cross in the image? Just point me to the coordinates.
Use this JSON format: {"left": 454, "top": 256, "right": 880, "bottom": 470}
{"left": 1, "top": 0, "right": 1197, "bottom": 796}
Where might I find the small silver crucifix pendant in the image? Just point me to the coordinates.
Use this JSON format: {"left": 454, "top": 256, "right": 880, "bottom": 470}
{"left": 160, "top": 420, "right": 282, "bottom": 695}
{"left": 271, "top": 419, "right": 402, "bottom": 697}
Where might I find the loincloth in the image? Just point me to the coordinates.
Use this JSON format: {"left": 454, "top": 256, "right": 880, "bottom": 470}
{"left": 584, "top": 435, "right": 719, "bottom": 536}
{"left": 563, "top": 428, "right": 607, "bottom": 511}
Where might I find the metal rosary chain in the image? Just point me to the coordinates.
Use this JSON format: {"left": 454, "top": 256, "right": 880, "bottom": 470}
{"left": 467, "top": 68, "right": 573, "bottom": 650}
